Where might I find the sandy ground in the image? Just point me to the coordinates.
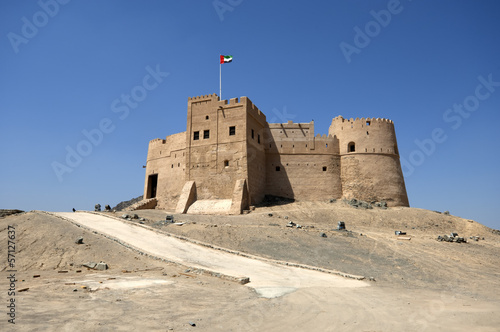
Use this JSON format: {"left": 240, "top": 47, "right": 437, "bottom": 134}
{"left": 1, "top": 201, "right": 500, "bottom": 331}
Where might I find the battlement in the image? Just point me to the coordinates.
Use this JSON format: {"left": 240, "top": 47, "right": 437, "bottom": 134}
{"left": 331, "top": 115, "right": 393, "bottom": 126}
{"left": 149, "top": 138, "right": 166, "bottom": 145}
{"left": 188, "top": 93, "right": 219, "bottom": 101}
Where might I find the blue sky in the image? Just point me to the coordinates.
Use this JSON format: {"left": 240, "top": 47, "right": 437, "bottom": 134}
{"left": 1, "top": 0, "right": 499, "bottom": 229}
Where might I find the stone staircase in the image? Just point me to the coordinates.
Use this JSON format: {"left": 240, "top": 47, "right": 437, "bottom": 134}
{"left": 125, "top": 198, "right": 157, "bottom": 211}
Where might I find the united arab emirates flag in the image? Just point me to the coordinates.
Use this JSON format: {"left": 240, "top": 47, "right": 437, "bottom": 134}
{"left": 220, "top": 55, "right": 233, "bottom": 64}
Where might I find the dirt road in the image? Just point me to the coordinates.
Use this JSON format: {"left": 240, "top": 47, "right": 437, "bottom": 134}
{"left": 54, "top": 212, "right": 367, "bottom": 298}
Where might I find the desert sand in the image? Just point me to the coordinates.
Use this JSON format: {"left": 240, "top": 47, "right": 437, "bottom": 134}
{"left": 1, "top": 200, "right": 499, "bottom": 331}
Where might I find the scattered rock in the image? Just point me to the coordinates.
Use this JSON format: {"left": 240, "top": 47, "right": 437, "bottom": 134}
{"left": 284, "top": 216, "right": 288, "bottom": 220}
{"left": 140, "top": 218, "right": 145, "bottom": 221}
{"left": 444, "top": 211, "right": 450, "bottom": 215}
{"left": 268, "top": 213, "right": 273, "bottom": 217}
{"left": 166, "top": 215, "right": 174, "bottom": 222}
{"left": 337, "top": 221, "right": 346, "bottom": 230}
{"left": 94, "top": 204, "right": 101, "bottom": 212}
{"left": 133, "top": 214, "right": 139, "bottom": 219}
{"left": 345, "top": 198, "right": 373, "bottom": 209}
{"left": 437, "top": 233, "right": 466, "bottom": 243}
{"left": 75, "top": 237, "right": 84, "bottom": 244}
{"left": 395, "top": 231, "right": 406, "bottom": 236}
{"left": 320, "top": 232, "right": 327, "bottom": 238}
{"left": 95, "top": 262, "right": 109, "bottom": 270}
{"left": 329, "top": 198, "right": 336, "bottom": 203}
{"left": 189, "top": 321, "right": 196, "bottom": 327}
{"left": 83, "top": 261, "right": 109, "bottom": 270}
{"left": 121, "top": 214, "right": 130, "bottom": 219}
{"left": 286, "top": 221, "right": 296, "bottom": 228}
{"left": 104, "top": 205, "right": 111, "bottom": 212}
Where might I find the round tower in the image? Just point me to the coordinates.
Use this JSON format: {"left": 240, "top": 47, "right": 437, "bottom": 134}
{"left": 328, "top": 116, "right": 409, "bottom": 207}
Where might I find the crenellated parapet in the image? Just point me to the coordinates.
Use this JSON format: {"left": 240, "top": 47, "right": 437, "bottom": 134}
{"left": 188, "top": 93, "right": 220, "bottom": 101}
{"left": 149, "top": 138, "right": 166, "bottom": 146}
{"left": 329, "top": 115, "right": 399, "bottom": 156}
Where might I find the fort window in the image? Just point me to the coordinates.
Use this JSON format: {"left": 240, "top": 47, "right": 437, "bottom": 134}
{"left": 204, "top": 130, "right": 210, "bottom": 139}
{"left": 323, "top": 166, "right": 327, "bottom": 171}
{"left": 367, "top": 131, "right": 369, "bottom": 135}
{"left": 224, "top": 160, "right": 229, "bottom": 167}
{"left": 366, "top": 121, "right": 370, "bottom": 126}
{"left": 205, "top": 115, "right": 209, "bottom": 120}
{"left": 276, "top": 166, "right": 280, "bottom": 171}
{"left": 305, "top": 144, "right": 307, "bottom": 148}
{"left": 171, "top": 164, "right": 173, "bottom": 168}
{"left": 258, "top": 134, "right": 260, "bottom": 144}
{"left": 326, "top": 144, "right": 328, "bottom": 148}
{"left": 193, "top": 131, "right": 199, "bottom": 140}
{"left": 251, "top": 129, "right": 254, "bottom": 139}
{"left": 178, "top": 163, "right": 180, "bottom": 167}
{"left": 229, "top": 126, "right": 236, "bottom": 136}
{"left": 348, "top": 142, "right": 355, "bottom": 152}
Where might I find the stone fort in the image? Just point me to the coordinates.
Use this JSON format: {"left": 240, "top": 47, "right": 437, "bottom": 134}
{"left": 142, "top": 94, "right": 409, "bottom": 214}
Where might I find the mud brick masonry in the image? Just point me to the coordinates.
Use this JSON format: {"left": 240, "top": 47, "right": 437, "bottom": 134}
{"left": 142, "top": 94, "right": 409, "bottom": 214}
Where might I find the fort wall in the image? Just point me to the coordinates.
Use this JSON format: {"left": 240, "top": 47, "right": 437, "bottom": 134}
{"left": 328, "top": 116, "right": 408, "bottom": 206}
{"left": 144, "top": 132, "right": 187, "bottom": 209}
{"left": 144, "top": 95, "right": 410, "bottom": 212}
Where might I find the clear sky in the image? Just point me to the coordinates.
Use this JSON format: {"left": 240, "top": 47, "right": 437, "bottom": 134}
{"left": 1, "top": 0, "right": 499, "bottom": 230}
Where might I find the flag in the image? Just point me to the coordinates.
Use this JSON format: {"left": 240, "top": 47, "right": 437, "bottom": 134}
{"left": 220, "top": 55, "right": 233, "bottom": 64}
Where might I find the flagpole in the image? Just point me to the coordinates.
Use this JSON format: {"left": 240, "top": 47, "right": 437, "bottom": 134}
{"left": 219, "top": 60, "right": 222, "bottom": 100}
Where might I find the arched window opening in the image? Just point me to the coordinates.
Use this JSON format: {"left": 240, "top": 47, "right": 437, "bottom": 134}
{"left": 348, "top": 142, "right": 355, "bottom": 152}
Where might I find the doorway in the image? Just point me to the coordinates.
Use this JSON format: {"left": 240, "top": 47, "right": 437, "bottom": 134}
{"left": 147, "top": 174, "right": 158, "bottom": 199}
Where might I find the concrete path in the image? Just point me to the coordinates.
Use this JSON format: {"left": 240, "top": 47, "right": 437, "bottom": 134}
{"left": 54, "top": 212, "right": 368, "bottom": 298}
